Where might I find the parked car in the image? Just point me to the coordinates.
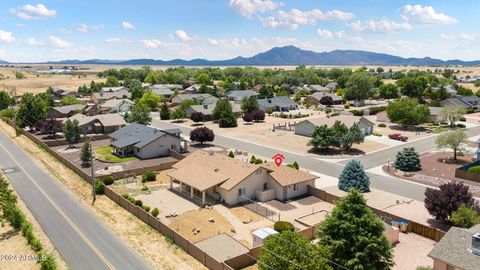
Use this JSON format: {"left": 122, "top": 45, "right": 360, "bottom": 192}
{"left": 388, "top": 133, "right": 408, "bottom": 142}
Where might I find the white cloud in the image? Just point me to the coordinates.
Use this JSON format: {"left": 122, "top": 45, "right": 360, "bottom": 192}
{"left": 105, "top": 37, "right": 123, "bottom": 43}
{"left": 0, "top": 30, "right": 15, "bottom": 43}
{"left": 349, "top": 19, "right": 412, "bottom": 33}
{"left": 317, "top": 29, "right": 333, "bottom": 39}
{"left": 77, "top": 24, "right": 88, "bottom": 32}
{"left": 25, "top": 37, "right": 44, "bottom": 46}
{"left": 142, "top": 39, "right": 162, "bottom": 48}
{"left": 175, "top": 29, "right": 194, "bottom": 41}
{"left": 122, "top": 21, "right": 135, "bottom": 30}
{"left": 48, "top": 35, "right": 72, "bottom": 49}
{"left": 207, "top": 38, "right": 220, "bottom": 45}
{"left": 232, "top": 38, "right": 248, "bottom": 48}
{"left": 10, "top": 4, "right": 56, "bottom": 20}
{"left": 262, "top": 8, "right": 354, "bottom": 29}
{"left": 440, "top": 33, "right": 478, "bottom": 41}
{"left": 400, "top": 5, "right": 457, "bottom": 25}
{"left": 229, "top": 0, "right": 279, "bottom": 19}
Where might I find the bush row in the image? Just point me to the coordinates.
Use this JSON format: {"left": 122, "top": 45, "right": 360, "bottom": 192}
{"left": 121, "top": 193, "right": 159, "bottom": 218}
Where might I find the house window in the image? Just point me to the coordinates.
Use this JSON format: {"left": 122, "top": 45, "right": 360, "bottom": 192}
{"left": 238, "top": 187, "right": 246, "bottom": 196}
{"left": 263, "top": 183, "right": 268, "bottom": 190}
{"left": 171, "top": 145, "right": 175, "bottom": 150}
{"left": 293, "top": 184, "right": 299, "bottom": 191}
{"left": 136, "top": 147, "right": 140, "bottom": 152}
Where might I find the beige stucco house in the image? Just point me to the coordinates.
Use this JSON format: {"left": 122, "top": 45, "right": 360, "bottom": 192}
{"left": 167, "top": 151, "right": 317, "bottom": 205}
{"left": 293, "top": 115, "right": 374, "bottom": 137}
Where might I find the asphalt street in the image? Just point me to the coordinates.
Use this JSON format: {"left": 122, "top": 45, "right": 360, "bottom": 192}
{"left": 152, "top": 115, "right": 480, "bottom": 201}
{"left": 0, "top": 130, "right": 151, "bottom": 270}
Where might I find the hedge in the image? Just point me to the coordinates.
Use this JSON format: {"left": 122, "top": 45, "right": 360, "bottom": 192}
{"left": 101, "top": 176, "right": 114, "bottom": 186}
{"left": 349, "top": 109, "right": 364, "bottom": 116}
{"left": 368, "top": 106, "right": 386, "bottom": 115}
{"left": 468, "top": 165, "right": 480, "bottom": 173}
{"left": 142, "top": 171, "right": 156, "bottom": 182}
{"left": 274, "top": 221, "right": 294, "bottom": 233}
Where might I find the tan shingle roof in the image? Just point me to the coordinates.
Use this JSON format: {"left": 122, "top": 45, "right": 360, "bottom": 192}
{"left": 296, "top": 115, "right": 374, "bottom": 129}
{"left": 168, "top": 151, "right": 317, "bottom": 192}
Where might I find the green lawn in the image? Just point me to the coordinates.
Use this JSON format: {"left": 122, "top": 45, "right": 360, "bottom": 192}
{"left": 94, "top": 145, "right": 138, "bottom": 163}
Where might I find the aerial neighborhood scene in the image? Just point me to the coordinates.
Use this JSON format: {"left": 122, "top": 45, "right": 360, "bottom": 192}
{"left": 2, "top": 1, "right": 480, "bottom": 270}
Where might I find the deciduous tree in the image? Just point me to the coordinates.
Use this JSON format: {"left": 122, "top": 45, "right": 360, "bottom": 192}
{"left": 344, "top": 72, "right": 374, "bottom": 101}
{"left": 127, "top": 103, "right": 152, "bottom": 125}
{"left": 435, "top": 130, "right": 467, "bottom": 160}
{"left": 190, "top": 112, "right": 204, "bottom": 123}
{"left": 0, "top": 90, "right": 14, "bottom": 110}
{"left": 189, "top": 127, "right": 214, "bottom": 144}
{"left": 307, "top": 125, "right": 336, "bottom": 150}
{"left": 386, "top": 98, "right": 429, "bottom": 126}
{"left": 441, "top": 106, "right": 467, "bottom": 128}
{"left": 63, "top": 119, "right": 81, "bottom": 148}
{"left": 425, "top": 181, "right": 474, "bottom": 221}
{"left": 240, "top": 96, "right": 258, "bottom": 113}
{"left": 81, "top": 139, "right": 91, "bottom": 167}
{"left": 341, "top": 123, "right": 365, "bottom": 150}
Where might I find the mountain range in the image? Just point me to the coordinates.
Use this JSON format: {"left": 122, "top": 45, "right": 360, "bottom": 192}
{"left": 2, "top": 46, "right": 480, "bottom": 66}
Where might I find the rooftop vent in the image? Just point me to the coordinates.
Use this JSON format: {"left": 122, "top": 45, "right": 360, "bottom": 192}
{"left": 214, "top": 168, "right": 219, "bottom": 172}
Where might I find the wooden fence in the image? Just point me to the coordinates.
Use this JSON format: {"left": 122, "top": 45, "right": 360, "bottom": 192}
{"left": 307, "top": 185, "right": 446, "bottom": 242}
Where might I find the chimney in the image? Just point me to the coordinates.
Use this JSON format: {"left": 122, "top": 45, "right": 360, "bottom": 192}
{"left": 472, "top": 233, "right": 480, "bottom": 256}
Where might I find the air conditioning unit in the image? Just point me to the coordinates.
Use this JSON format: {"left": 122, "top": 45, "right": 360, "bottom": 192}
{"left": 472, "top": 233, "right": 480, "bottom": 256}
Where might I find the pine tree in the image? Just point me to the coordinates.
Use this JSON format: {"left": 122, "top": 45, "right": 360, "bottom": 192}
{"left": 338, "top": 160, "right": 370, "bottom": 192}
{"left": 159, "top": 102, "right": 170, "bottom": 120}
{"left": 317, "top": 190, "right": 394, "bottom": 269}
{"left": 80, "top": 140, "right": 91, "bottom": 167}
{"left": 250, "top": 155, "right": 256, "bottom": 164}
{"left": 394, "top": 147, "right": 421, "bottom": 172}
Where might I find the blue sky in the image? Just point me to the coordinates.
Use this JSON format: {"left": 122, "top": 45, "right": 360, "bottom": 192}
{"left": 0, "top": 0, "right": 479, "bottom": 62}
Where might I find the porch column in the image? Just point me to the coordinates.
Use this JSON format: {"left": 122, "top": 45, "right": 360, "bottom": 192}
{"left": 202, "top": 191, "right": 206, "bottom": 205}
{"left": 170, "top": 178, "right": 173, "bottom": 189}
{"left": 190, "top": 186, "right": 194, "bottom": 198}
{"left": 179, "top": 182, "right": 183, "bottom": 192}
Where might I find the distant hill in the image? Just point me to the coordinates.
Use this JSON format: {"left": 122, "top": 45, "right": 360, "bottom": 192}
{"left": 22, "top": 46, "right": 480, "bottom": 66}
{"left": 0, "top": 60, "right": 8, "bottom": 64}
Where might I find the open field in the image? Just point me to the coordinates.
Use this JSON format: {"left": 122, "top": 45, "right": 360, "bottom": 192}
{"left": 0, "top": 119, "right": 206, "bottom": 270}
{"left": 0, "top": 70, "right": 105, "bottom": 95}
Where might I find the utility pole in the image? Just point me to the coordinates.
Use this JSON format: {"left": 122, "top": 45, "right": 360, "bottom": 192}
{"left": 89, "top": 137, "right": 96, "bottom": 205}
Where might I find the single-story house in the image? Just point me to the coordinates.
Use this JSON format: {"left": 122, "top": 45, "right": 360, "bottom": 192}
{"left": 172, "top": 94, "right": 219, "bottom": 106}
{"left": 433, "top": 85, "right": 457, "bottom": 97}
{"left": 185, "top": 103, "right": 243, "bottom": 119}
{"left": 306, "top": 85, "right": 331, "bottom": 93}
{"left": 258, "top": 96, "right": 298, "bottom": 112}
{"left": 325, "top": 82, "right": 337, "bottom": 91}
{"left": 184, "top": 84, "right": 213, "bottom": 93}
{"left": 151, "top": 85, "right": 173, "bottom": 98}
{"left": 426, "top": 107, "right": 447, "bottom": 122}
{"left": 47, "top": 104, "right": 87, "bottom": 119}
{"left": 294, "top": 115, "right": 375, "bottom": 137}
{"left": 99, "top": 99, "right": 134, "bottom": 114}
{"left": 100, "top": 86, "right": 129, "bottom": 92}
{"left": 309, "top": 92, "right": 343, "bottom": 105}
{"left": 226, "top": 90, "right": 258, "bottom": 102}
{"left": 440, "top": 95, "right": 480, "bottom": 112}
{"left": 428, "top": 224, "right": 480, "bottom": 270}
{"left": 167, "top": 151, "right": 318, "bottom": 205}
{"left": 92, "top": 89, "right": 131, "bottom": 104}
{"left": 109, "top": 123, "right": 186, "bottom": 159}
{"left": 67, "top": 113, "right": 126, "bottom": 134}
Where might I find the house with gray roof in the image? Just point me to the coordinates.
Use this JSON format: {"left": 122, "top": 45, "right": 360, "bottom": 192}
{"left": 258, "top": 96, "right": 298, "bottom": 112}
{"left": 440, "top": 95, "right": 480, "bottom": 112}
{"left": 68, "top": 113, "right": 126, "bottom": 134}
{"left": 428, "top": 224, "right": 480, "bottom": 270}
{"left": 172, "top": 94, "right": 218, "bottom": 106}
{"left": 326, "top": 82, "right": 338, "bottom": 91}
{"left": 293, "top": 115, "right": 374, "bottom": 137}
{"left": 310, "top": 92, "right": 343, "bottom": 105}
{"left": 47, "top": 104, "right": 87, "bottom": 119}
{"left": 185, "top": 103, "right": 243, "bottom": 119}
{"left": 226, "top": 90, "right": 258, "bottom": 102}
{"left": 99, "top": 99, "right": 134, "bottom": 114}
{"left": 306, "top": 84, "right": 331, "bottom": 93}
{"left": 109, "top": 123, "right": 185, "bottom": 159}
{"left": 100, "top": 86, "right": 129, "bottom": 92}
{"left": 151, "top": 85, "right": 173, "bottom": 98}
{"left": 433, "top": 85, "right": 457, "bottom": 97}
{"left": 92, "top": 89, "right": 131, "bottom": 104}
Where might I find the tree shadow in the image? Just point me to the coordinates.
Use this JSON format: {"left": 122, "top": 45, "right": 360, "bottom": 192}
{"left": 435, "top": 157, "right": 470, "bottom": 166}
{"left": 171, "top": 120, "right": 186, "bottom": 124}
{"left": 191, "top": 123, "right": 204, "bottom": 127}
{"left": 307, "top": 147, "right": 366, "bottom": 156}
{"left": 0, "top": 228, "right": 19, "bottom": 241}
{"left": 190, "top": 143, "right": 216, "bottom": 149}
{"left": 389, "top": 125, "right": 428, "bottom": 132}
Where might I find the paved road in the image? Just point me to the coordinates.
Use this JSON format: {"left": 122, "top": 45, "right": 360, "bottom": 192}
{"left": 0, "top": 131, "right": 151, "bottom": 270}
{"left": 152, "top": 115, "right": 480, "bottom": 201}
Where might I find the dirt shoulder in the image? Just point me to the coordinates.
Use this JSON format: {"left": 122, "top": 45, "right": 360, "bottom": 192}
{"left": 0, "top": 120, "right": 206, "bottom": 270}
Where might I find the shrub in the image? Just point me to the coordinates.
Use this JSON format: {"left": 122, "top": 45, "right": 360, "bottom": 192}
{"left": 468, "top": 166, "right": 480, "bottom": 173}
{"left": 254, "top": 159, "right": 264, "bottom": 164}
{"left": 1, "top": 108, "right": 15, "bottom": 119}
{"left": 127, "top": 197, "right": 135, "bottom": 204}
{"left": 121, "top": 193, "right": 130, "bottom": 199}
{"left": 151, "top": 208, "right": 160, "bottom": 217}
{"left": 330, "top": 112, "right": 339, "bottom": 117}
{"left": 134, "top": 199, "right": 143, "bottom": 207}
{"left": 372, "top": 130, "right": 382, "bottom": 136}
{"left": 378, "top": 123, "right": 386, "bottom": 128}
{"left": 190, "top": 112, "right": 204, "bottom": 123}
{"left": 218, "top": 117, "right": 237, "bottom": 128}
{"left": 349, "top": 109, "right": 364, "bottom": 116}
{"left": 8, "top": 207, "right": 26, "bottom": 229}
{"left": 30, "top": 238, "right": 43, "bottom": 252}
{"left": 39, "top": 251, "right": 57, "bottom": 270}
{"left": 456, "top": 123, "right": 466, "bottom": 128}
{"left": 250, "top": 155, "right": 257, "bottom": 164}
{"left": 368, "top": 106, "right": 386, "bottom": 115}
{"left": 228, "top": 151, "right": 235, "bottom": 158}
{"left": 432, "top": 121, "right": 440, "bottom": 126}
{"left": 142, "top": 171, "right": 156, "bottom": 182}
{"left": 274, "top": 221, "right": 294, "bottom": 233}
{"left": 252, "top": 109, "right": 265, "bottom": 122}
{"left": 101, "top": 176, "right": 114, "bottom": 186}
{"left": 338, "top": 160, "right": 370, "bottom": 193}
{"left": 141, "top": 185, "right": 149, "bottom": 191}
{"left": 459, "top": 116, "right": 466, "bottom": 121}
{"left": 394, "top": 147, "right": 421, "bottom": 172}
{"left": 190, "top": 127, "right": 215, "bottom": 144}
{"left": 450, "top": 204, "right": 480, "bottom": 228}
{"left": 142, "top": 205, "right": 151, "bottom": 212}
{"left": 94, "top": 180, "right": 105, "bottom": 195}
{"left": 343, "top": 102, "right": 350, "bottom": 109}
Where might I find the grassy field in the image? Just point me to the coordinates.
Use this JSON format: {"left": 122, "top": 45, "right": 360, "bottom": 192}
{"left": 94, "top": 145, "right": 138, "bottom": 162}
{"left": 0, "top": 70, "right": 105, "bottom": 95}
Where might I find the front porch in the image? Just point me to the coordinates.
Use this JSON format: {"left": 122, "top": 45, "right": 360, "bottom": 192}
{"left": 169, "top": 179, "right": 218, "bottom": 206}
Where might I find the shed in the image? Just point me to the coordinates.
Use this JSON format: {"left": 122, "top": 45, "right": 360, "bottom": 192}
{"left": 252, "top": 227, "right": 278, "bottom": 247}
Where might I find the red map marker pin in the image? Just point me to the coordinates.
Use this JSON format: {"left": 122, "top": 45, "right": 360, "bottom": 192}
{"left": 272, "top": 154, "right": 285, "bottom": 167}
